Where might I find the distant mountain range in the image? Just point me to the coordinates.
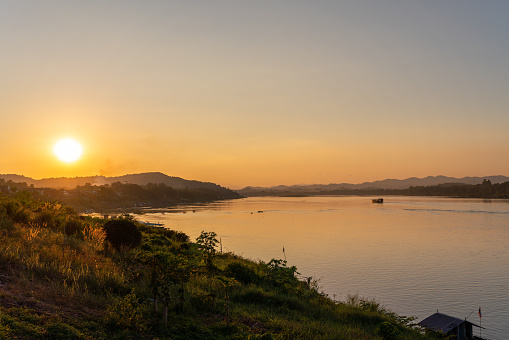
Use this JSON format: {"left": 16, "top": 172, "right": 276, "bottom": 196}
{"left": 238, "top": 175, "right": 509, "bottom": 194}
{"left": 0, "top": 172, "right": 233, "bottom": 192}
{"left": 2, "top": 173, "right": 508, "bottom": 196}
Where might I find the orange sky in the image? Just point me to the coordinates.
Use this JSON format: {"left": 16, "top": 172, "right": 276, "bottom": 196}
{"left": 1, "top": 2, "right": 508, "bottom": 189}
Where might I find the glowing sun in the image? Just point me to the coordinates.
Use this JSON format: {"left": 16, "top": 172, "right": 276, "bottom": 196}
{"left": 53, "top": 138, "right": 83, "bottom": 163}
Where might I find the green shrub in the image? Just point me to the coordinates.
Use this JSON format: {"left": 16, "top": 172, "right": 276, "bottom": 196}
{"left": 64, "top": 218, "right": 83, "bottom": 236}
{"left": 1, "top": 199, "right": 20, "bottom": 217}
{"left": 172, "top": 322, "right": 213, "bottom": 340}
{"left": 377, "top": 321, "right": 399, "bottom": 340}
{"left": 147, "top": 234, "right": 171, "bottom": 246}
{"left": 103, "top": 219, "right": 142, "bottom": 250}
{"left": 233, "top": 288, "right": 305, "bottom": 311}
{"left": 106, "top": 291, "right": 146, "bottom": 331}
{"left": 210, "top": 321, "right": 250, "bottom": 338}
{"left": 248, "top": 334, "right": 275, "bottom": 340}
{"left": 171, "top": 230, "right": 190, "bottom": 243}
{"left": 12, "top": 207, "right": 31, "bottom": 224}
{"left": 225, "top": 262, "right": 259, "bottom": 285}
{"left": 45, "top": 321, "right": 85, "bottom": 339}
{"left": 32, "top": 210, "right": 54, "bottom": 229}
{"left": 263, "top": 259, "right": 299, "bottom": 289}
{"left": 0, "top": 312, "right": 14, "bottom": 339}
{"left": 138, "top": 224, "right": 190, "bottom": 243}
{"left": 0, "top": 208, "right": 14, "bottom": 234}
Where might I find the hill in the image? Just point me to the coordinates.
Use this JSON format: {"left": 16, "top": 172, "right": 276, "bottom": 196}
{"left": 0, "top": 173, "right": 242, "bottom": 213}
{"left": 0, "top": 172, "right": 235, "bottom": 191}
{"left": 239, "top": 175, "right": 509, "bottom": 196}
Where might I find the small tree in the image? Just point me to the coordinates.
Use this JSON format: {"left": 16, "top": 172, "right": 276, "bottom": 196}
{"left": 159, "top": 279, "right": 174, "bottom": 325}
{"left": 264, "top": 259, "right": 299, "bottom": 289}
{"left": 217, "top": 276, "right": 239, "bottom": 324}
{"left": 160, "top": 254, "right": 190, "bottom": 322}
{"left": 143, "top": 252, "right": 167, "bottom": 313}
{"left": 166, "top": 255, "right": 195, "bottom": 314}
{"left": 196, "top": 231, "right": 219, "bottom": 271}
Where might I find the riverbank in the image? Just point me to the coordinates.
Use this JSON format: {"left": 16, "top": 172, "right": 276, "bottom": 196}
{"left": 0, "top": 195, "right": 437, "bottom": 339}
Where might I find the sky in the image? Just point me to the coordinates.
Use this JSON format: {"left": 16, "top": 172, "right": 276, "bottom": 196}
{"left": 1, "top": 1, "right": 509, "bottom": 189}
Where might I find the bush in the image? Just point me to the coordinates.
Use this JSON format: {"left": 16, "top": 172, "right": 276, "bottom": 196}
{"left": 105, "top": 291, "right": 145, "bottom": 331}
{"left": 12, "top": 207, "right": 31, "bottom": 224}
{"left": 146, "top": 234, "right": 171, "bottom": 246}
{"left": 233, "top": 288, "right": 305, "bottom": 311}
{"left": 0, "top": 207, "right": 14, "bottom": 234}
{"left": 45, "top": 322, "right": 85, "bottom": 339}
{"left": 377, "top": 321, "right": 399, "bottom": 340}
{"left": 263, "top": 259, "right": 299, "bottom": 288}
{"left": 171, "top": 230, "right": 190, "bottom": 243}
{"left": 225, "top": 262, "right": 259, "bottom": 285}
{"left": 1, "top": 199, "right": 21, "bottom": 217}
{"left": 137, "top": 223, "right": 190, "bottom": 243}
{"left": 103, "top": 219, "right": 142, "bottom": 250}
{"left": 32, "top": 210, "right": 54, "bottom": 229}
{"left": 64, "top": 218, "right": 83, "bottom": 236}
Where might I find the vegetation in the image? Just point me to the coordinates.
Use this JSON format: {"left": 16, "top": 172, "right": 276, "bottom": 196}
{"left": 103, "top": 217, "right": 142, "bottom": 250}
{"left": 0, "top": 178, "right": 242, "bottom": 213}
{"left": 0, "top": 195, "right": 442, "bottom": 339}
{"left": 243, "top": 179, "right": 509, "bottom": 199}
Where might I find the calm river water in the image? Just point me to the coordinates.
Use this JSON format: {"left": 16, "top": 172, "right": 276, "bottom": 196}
{"left": 134, "top": 196, "right": 509, "bottom": 339}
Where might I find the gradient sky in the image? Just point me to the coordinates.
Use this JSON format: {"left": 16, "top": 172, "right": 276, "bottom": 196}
{"left": 1, "top": 1, "right": 508, "bottom": 189}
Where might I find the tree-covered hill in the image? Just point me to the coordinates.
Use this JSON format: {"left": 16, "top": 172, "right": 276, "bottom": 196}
{"left": 0, "top": 172, "right": 236, "bottom": 192}
{"left": 238, "top": 175, "right": 509, "bottom": 195}
{"left": 241, "top": 179, "right": 509, "bottom": 199}
{"left": 0, "top": 177, "right": 242, "bottom": 213}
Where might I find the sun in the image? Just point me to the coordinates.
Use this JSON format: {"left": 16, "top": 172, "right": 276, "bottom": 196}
{"left": 53, "top": 138, "right": 83, "bottom": 163}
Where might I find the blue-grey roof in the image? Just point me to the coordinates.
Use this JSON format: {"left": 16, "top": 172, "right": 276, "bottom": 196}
{"left": 418, "top": 312, "right": 483, "bottom": 333}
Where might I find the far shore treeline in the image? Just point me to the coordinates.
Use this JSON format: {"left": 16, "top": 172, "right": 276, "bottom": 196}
{"left": 239, "top": 179, "right": 509, "bottom": 199}
{"left": 0, "top": 177, "right": 241, "bottom": 213}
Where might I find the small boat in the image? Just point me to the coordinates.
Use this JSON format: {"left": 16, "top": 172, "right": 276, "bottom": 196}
{"left": 138, "top": 220, "right": 165, "bottom": 227}
{"left": 371, "top": 198, "right": 383, "bottom": 204}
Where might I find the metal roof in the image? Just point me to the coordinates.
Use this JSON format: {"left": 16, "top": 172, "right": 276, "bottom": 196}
{"left": 418, "top": 312, "right": 484, "bottom": 333}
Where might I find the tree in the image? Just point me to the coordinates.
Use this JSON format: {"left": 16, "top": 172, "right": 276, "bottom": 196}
{"left": 217, "top": 276, "right": 239, "bottom": 324}
{"left": 196, "top": 231, "right": 219, "bottom": 271}
{"left": 264, "top": 259, "right": 299, "bottom": 289}
{"left": 161, "top": 254, "right": 195, "bottom": 316}
{"left": 143, "top": 252, "right": 167, "bottom": 313}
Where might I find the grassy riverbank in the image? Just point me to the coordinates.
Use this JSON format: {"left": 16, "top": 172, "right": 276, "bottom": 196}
{"left": 0, "top": 196, "right": 440, "bottom": 339}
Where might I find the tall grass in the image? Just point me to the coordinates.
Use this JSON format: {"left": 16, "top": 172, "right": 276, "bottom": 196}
{"left": 0, "top": 197, "right": 127, "bottom": 296}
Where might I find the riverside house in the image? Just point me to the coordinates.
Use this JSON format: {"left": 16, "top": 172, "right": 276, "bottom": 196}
{"left": 418, "top": 312, "right": 486, "bottom": 340}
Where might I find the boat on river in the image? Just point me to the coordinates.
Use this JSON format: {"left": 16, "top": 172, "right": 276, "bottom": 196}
{"left": 371, "top": 198, "right": 383, "bottom": 204}
{"left": 137, "top": 220, "right": 165, "bottom": 227}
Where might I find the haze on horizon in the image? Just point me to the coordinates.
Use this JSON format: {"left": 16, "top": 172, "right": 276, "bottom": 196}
{"left": 1, "top": 1, "right": 508, "bottom": 189}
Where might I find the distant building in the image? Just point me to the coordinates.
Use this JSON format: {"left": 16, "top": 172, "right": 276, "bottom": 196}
{"left": 418, "top": 312, "right": 485, "bottom": 340}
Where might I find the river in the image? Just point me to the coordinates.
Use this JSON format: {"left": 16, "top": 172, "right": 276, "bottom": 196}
{"left": 134, "top": 196, "right": 509, "bottom": 339}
